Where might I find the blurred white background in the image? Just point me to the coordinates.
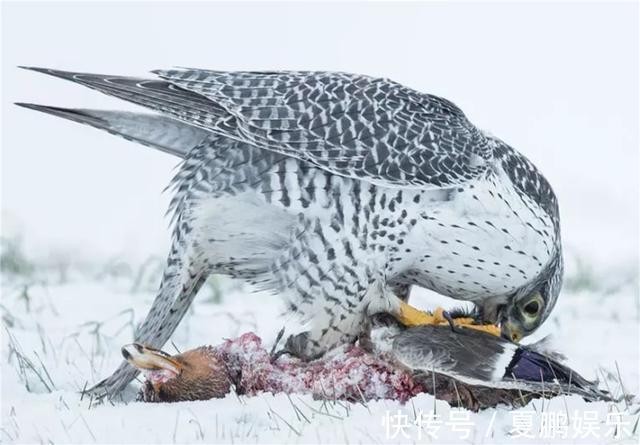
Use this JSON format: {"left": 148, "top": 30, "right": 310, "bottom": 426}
{"left": 2, "top": 1, "right": 638, "bottom": 271}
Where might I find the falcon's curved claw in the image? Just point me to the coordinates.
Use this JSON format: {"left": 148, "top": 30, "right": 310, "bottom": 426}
{"left": 393, "top": 301, "right": 501, "bottom": 337}
{"left": 460, "top": 321, "right": 501, "bottom": 337}
{"left": 442, "top": 310, "right": 461, "bottom": 333}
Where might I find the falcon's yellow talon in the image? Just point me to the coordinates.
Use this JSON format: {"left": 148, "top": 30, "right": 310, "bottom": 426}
{"left": 395, "top": 301, "right": 501, "bottom": 337}
{"left": 432, "top": 307, "right": 446, "bottom": 322}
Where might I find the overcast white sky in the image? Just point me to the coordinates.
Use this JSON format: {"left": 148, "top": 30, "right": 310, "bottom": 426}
{"left": 2, "top": 1, "right": 638, "bottom": 270}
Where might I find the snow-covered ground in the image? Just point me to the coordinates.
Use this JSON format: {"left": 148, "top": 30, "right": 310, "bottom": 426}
{"left": 1, "top": 256, "right": 638, "bottom": 444}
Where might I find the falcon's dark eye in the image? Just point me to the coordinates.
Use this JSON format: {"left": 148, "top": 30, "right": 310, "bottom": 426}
{"left": 523, "top": 300, "right": 540, "bottom": 316}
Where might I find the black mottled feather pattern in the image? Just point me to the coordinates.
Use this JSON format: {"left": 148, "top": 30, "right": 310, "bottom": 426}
{"left": 22, "top": 67, "right": 492, "bottom": 190}
{"left": 151, "top": 69, "right": 493, "bottom": 189}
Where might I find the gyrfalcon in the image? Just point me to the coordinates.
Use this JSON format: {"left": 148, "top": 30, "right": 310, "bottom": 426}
{"left": 17, "top": 67, "right": 564, "bottom": 399}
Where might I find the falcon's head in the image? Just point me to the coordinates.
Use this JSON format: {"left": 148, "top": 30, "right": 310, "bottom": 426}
{"left": 498, "top": 253, "right": 564, "bottom": 342}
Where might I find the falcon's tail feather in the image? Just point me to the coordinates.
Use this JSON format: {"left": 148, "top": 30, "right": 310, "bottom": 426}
{"left": 18, "top": 67, "right": 229, "bottom": 134}
{"left": 15, "top": 103, "right": 210, "bottom": 158}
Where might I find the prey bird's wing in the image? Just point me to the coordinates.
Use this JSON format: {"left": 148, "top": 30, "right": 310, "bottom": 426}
{"left": 392, "top": 325, "right": 513, "bottom": 384}
{"left": 15, "top": 103, "right": 210, "bottom": 158}
{"left": 391, "top": 326, "right": 611, "bottom": 402}
{"left": 21, "top": 67, "right": 492, "bottom": 189}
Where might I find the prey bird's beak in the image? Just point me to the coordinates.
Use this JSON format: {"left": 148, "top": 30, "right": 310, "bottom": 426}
{"left": 121, "top": 343, "right": 182, "bottom": 376}
{"left": 500, "top": 322, "right": 523, "bottom": 343}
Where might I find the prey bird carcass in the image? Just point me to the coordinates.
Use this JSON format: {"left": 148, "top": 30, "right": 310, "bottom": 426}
{"left": 18, "top": 67, "right": 563, "bottom": 399}
{"left": 122, "top": 315, "right": 609, "bottom": 411}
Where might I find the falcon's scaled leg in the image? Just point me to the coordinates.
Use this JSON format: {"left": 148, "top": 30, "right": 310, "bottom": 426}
{"left": 279, "top": 288, "right": 370, "bottom": 361}
{"left": 86, "top": 229, "right": 207, "bottom": 400}
{"left": 395, "top": 301, "right": 448, "bottom": 326}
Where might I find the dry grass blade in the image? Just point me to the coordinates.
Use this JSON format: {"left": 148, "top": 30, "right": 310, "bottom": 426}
{"left": 509, "top": 372, "right": 531, "bottom": 410}
{"left": 33, "top": 351, "right": 56, "bottom": 390}
{"left": 286, "top": 394, "right": 310, "bottom": 424}
{"left": 1, "top": 427, "right": 16, "bottom": 442}
{"left": 544, "top": 355, "right": 569, "bottom": 421}
{"left": 431, "top": 366, "right": 437, "bottom": 415}
{"left": 355, "top": 384, "right": 371, "bottom": 414}
{"left": 79, "top": 414, "right": 97, "bottom": 442}
{"left": 269, "top": 407, "right": 301, "bottom": 437}
{"left": 451, "top": 379, "right": 462, "bottom": 408}
{"left": 172, "top": 410, "right": 181, "bottom": 443}
{"left": 614, "top": 361, "right": 630, "bottom": 409}
{"left": 485, "top": 410, "right": 497, "bottom": 438}
{"left": 296, "top": 397, "right": 344, "bottom": 420}
{"left": 5, "top": 327, "right": 52, "bottom": 392}
{"left": 187, "top": 409, "right": 205, "bottom": 441}
{"left": 599, "top": 368, "right": 615, "bottom": 403}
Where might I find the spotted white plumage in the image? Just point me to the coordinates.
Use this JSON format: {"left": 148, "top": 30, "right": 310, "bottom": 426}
{"left": 18, "top": 67, "right": 563, "bottom": 399}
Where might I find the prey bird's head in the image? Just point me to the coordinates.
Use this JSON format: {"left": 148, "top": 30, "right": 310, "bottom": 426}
{"left": 498, "top": 253, "right": 564, "bottom": 342}
{"left": 121, "top": 343, "right": 230, "bottom": 402}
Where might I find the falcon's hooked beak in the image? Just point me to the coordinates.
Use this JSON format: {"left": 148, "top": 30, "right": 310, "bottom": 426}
{"left": 499, "top": 292, "right": 545, "bottom": 343}
{"left": 500, "top": 320, "right": 523, "bottom": 343}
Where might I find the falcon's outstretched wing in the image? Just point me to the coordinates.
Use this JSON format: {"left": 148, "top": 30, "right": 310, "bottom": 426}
{"left": 20, "top": 67, "right": 492, "bottom": 189}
